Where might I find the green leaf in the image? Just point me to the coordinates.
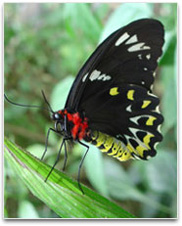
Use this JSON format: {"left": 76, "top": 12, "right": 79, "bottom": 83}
{"left": 100, "top": 3, "right": 153, "bottom": 42}
{"left": 4, "top": 137, "right": 134, "bottom": 218}
{"left": 50, "top": 76, "right": 74, "bottom": 111}
{"left": 161, "top": 65, "right": 177, "bottom": 134}
{"left": 160, "top": 31, "right": 176, "bottom": 66}
{"left": 63, "top": 3, "right": 102, "bottom": 42}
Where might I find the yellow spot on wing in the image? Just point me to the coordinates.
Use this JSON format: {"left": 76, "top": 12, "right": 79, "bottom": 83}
{"left": 146, "top": 116, "right": 156, "bottom": 126}
{"left": 142, "top": 100, "right": 151, "bottom": 109}
{"left": 127, "top": 90, "right": 135, "bottom": 100}
{"left": 136, "top": 145, "right": 146, "bottom": 157}
{"left": 143, "top": 134, "right": 154, "bottom": 147}
{"left": 135, "top": 134, "right": 154, "bottom": 157}
{"left": 109, "top": 87, "right": 119, "bottom": 96}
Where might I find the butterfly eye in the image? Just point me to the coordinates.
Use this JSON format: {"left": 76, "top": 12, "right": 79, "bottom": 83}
{"left": 52, "top": 112, "right": 60, "bottom": 120}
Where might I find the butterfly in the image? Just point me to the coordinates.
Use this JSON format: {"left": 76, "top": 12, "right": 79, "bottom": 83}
{"left": 41, "top": 19, "right": 165, "bottom": 192}
{"left": 5, "top": 18, "right": 163, "bottom": 192}
{"left": 49, "top": 17, "right": 164, "bottom": 161}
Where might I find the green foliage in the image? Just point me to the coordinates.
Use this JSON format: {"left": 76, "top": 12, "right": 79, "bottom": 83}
{"left": 4, "top": 138, "right": 134, "bottom": 218}
{"left": 4, "top": 3, "right": 177, "bottom": 218}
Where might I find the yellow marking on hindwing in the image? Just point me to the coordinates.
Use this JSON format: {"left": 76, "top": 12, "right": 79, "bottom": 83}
{"left": 146, "top": 116, "right": 156, "bottom": 126}
{"left": 143, "top": 134, "right": 154, "bottom": 148}
{"left": 141, "top": 100, "right": 151, "bottom": 109}
{"left": 136, "top": 145, "right": 146, "bottom": 157}
{"left": 127, "top": 90, "right": 135, "bottom": 100}
{"left": 109, "top": 87, "right": 119, "bottom": 96}
{"left": 127, "top": 142, "right": 144, "bottom": 158}
{"left": 135, "top": 134, "right": 154, "bottom": 157}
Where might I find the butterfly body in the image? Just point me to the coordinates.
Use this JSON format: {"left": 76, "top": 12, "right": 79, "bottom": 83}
{"left": 52, "top": 109, "right": 89, "bottom": 140}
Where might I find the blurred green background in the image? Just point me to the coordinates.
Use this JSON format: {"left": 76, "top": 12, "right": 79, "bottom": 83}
{"left": 4, "top": 3, "right": 177, "bottom": 218}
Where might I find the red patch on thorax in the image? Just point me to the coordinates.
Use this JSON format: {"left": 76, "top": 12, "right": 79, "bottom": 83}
{"left": 59, "top": 110, "right": 88, "bottom": 140}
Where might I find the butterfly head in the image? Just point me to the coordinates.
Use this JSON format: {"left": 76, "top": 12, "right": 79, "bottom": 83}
{"left": 50, "top": 110, "right": 66, "bottom": 135}
{"left": 51, "top": 111, "right": 63, "bottom": 121}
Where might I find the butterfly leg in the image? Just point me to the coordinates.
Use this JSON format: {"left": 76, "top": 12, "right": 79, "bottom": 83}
{"left": 44, "top": 136, "right": 72, "bottom": 182}
{"left": 62, "top": 141, "right": 68, "bottom": 171}
{"left": 41, "top": 127, "right": 57, "bottom": 161}
{"left": 44, "top": 137, "right": 67, "bottom": 182}
{"left": 77, "top": 140, "right": 90, "bottom": 194}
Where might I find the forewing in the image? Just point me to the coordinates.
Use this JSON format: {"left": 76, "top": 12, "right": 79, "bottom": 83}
{"left": 65, "top": 19, "right": 164, "bottom": 111}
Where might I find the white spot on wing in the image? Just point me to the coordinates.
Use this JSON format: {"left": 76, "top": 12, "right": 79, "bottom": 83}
{"left": 104, "top": 75, "right": 111, "bottom": 81}
{"left": 128, "top": 43, "right": 151, "bottom": 52}
{"left": 125, "top": 34, "right": 138, "bottom": 45}
{"left": 155, "top": 105, "right": 160, "bottom": 113}
{"left": 130, "top": 116, "right": 141, "bottom": 125}
{"left": 115, "top": 32, "right": 130, "bottom": 46}
{"left": 158, "top": 124, "right": 162, "bottom": 132}
{"left": 147, "top": 91, "right": 157, "bottom": 98}
{"left": 116, "top": 134, "right": 123, "bottom": 139}
{"left": 126, "top": 105, "right": 132, "bottom": 112}
{"left": 138, "top": 54, "right": 142, "bottom": 60}
{"left": 128, "top": 128, "right": 138, "bottom": 137}
{"left": 143, "top": 46, "right": 151, "bottom": 50}
{"left": 130, "top": 114, "right": 155, "bottom": 125}
{"left": 89, "top": 70, "right": 100, "bottom": 81}
{"left": 146, "top": 54, "right": 151, "bottom": 60}
{"left": 98, "top": 74, "right": 111, "bottom": 81}
{"left": 82, "top": 73, "right": 89, "bottom": 82}
{"left": 133, "top": 154, "right": 141, "bottom": 160}
{"left": 89, "top": 70, "right": 111, "bottom": 82}
{"left": 144, "top": 67, "right": 148, "bottom": 71}
{"left": 154, "top": 142, "right": 159, "bottom": 149}
{"left": 97, "top": 74, "right": 105, "bottom": 80}
{"left": 128, "top": 43, "right": 144, "bottom": 52}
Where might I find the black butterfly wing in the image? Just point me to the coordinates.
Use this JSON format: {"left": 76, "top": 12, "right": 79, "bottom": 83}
{"left": 65, "top": 19, "right": 164, "bottom": 111}
{"left": 80, "top": 84, "right": 163, "bottom": 160}
{"left": 64, "top": 18, "right": 164, "bottom": 160}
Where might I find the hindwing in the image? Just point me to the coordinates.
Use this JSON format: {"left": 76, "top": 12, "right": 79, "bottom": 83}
{"left": 81, "top": 85, "right": 163, "bottom": 160}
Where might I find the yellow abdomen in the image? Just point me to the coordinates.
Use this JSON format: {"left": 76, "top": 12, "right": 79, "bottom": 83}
{"left": 86, "top": 131, "right": 133, "bottom": 161}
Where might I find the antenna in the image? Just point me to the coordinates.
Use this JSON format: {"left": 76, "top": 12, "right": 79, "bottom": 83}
{"left": 4, "top": 93, "right": 50, "bottom": 112}
{"left": 41, "top": 90, "right": 54, "bottom": 113}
